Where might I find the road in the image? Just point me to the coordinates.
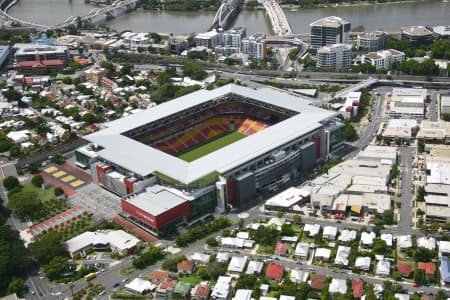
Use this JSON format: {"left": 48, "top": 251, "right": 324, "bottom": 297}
{"left": 430, "top": 91, "right": 439, "bottom": 122}
{"left": 397, "top": 147, "right": 414, "bottom": 229}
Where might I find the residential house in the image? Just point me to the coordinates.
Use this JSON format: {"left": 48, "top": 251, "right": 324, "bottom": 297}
{"left": 352, "top": 279, "right": 364, "bottom": 299}
{"left": 397, "top": 263, "right": 413, "bottom": 277}
{"left": 329, "top": 278, "right": 347, "bottom": 294}
{"left": 395, "top": 294, "right": 410, "bottom": 300}
{"left": 418, "top": 262, "right": 436, "bottom": 276}
{"left": 228, "top": 256, "right": 248, "bottom": 274}
{"left": 189, "top": 252, "right": 211, "bottom": 265}
{"left": 211, "top": 276, "right": 232, "bottom": 300}
{"left": 125, "top": 278, "right": 156, "bottom": 294}
{"left": 155, "top": 278, "right": 177, "bottom": 300}
{"left": 355, "top": 256, "right": 371, "bottom": 271}
{"left": 441, "top": 256, "right": 450, "bottom": 284}
{"left": 323, "top": 226, "right": 338, "bottom": 240}
{"left": 334, "top": 246, "right": 351, "bottom": 267}
{"left": 216, "top": 252, "right": 231, "bottom": 263}
{"left": 310, "top": 274, "right": 326, "bottom": 290}
{"left": 381, "top": 233, "right": 394, "bottom": 248}
{"left": 266, "top": 262, "right": 284, "bottom": 282}
{"left": 191, "top": 282, "right": 210, "bottom": 300}
{"left": 295, "top": 242, "right": 310, "bottom": 258}
{"left": 304, "top": 224, "right": 321, "bottom": 237}
{"left": 245, "top": 260, "right": 263, "bottom": 276}
{"left": 376, "top": 260, "right": 391, "bottom": 277}
{"left": 236, "top": 232, "right": 250, "bottom": 239}
{"left": 439, "top": 241, "right": 450, "bottom": 256}
{"left": 174, "top": 281, "right": 191, "bottom": 298}
{"left": 281, "top": 236, "right": 298, "bottom": 245}
{"left": 338, "top": 230, "right": 357, "bottom": 243}
{"left": 315, "top": 248, "right": 331, "bottom": 262}
{"left": 361, "top": 232, "right": 376, "bottom": 248}
{"left": 177, "top": 260, "right": 194, "bottom": 275}
{"left": 274, "top": 242, "right": 289, "bottom": 256}
{"left": 232, "top": 289, "right": 252, "bottom": 300}
{"left": 148, "top": 271, "right": 169, "bottom": 285}
{"left": 399, "top": 235, "right": 413, "bottom": 250}
{"left": 290, "top": 269, "right": 309, "bottom": 283}
{"left": 417, "top": 237, "right": 436, "bottom": 250}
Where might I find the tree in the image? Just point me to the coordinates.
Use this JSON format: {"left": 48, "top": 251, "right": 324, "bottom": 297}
{"left": 416, "top": 186, "right": 425, "bottom": 201}
{"left": 0, "top": 225, "right": 34, "bottom": 296}
{"left": 207, "top": 261, "right": 225, "bottom": 280}
{"left": 28, "top": 162, "right": 40, "bottom": 174}
{"left": 343, "top": 120, "right": 357, "bottom": 141}
{"left": 81, "top": 112, "right": 98, "bottom": 125}
{"left": 206, "top": 237, "right": 219, "bottom": 247}
{"left": 7, "top": 190, "right": 43, "bottom": 219}
{"left": 29, "top": 231, "right": 64, "bottom": 264}
{"left": 0, "top": 134, "right": 13, "bottom": 152}
{"left": 414, "top": 268, "right": 426, "bottom": 285}
{"left": 31, "top": 175, "right": 44, "bottom": 188}
{"left": 182, "top": 61, "right": 207, "bottom": 80}
{"left": 147, "top": 32, "right": 161, "bottom": 43}
{"left": 50, "top": 153, "right": 65, "bottom": 164}
{"left": 44, "top": 256, "right": 75, "bottom": 280}
{"left": 7, "top": 277, "right": 26, "bottom": 296}
{"left": 382, "top": 210, "right": 395, "bottom": 225}
{"left": 293, "top": 214, "right": 302, "bottom": 225}
{"left": 54, "top": 187, "right": 65, "bottom": 196}
{"left": 435, "top": 290, "right": 449, "bottom": 300}
{"left": 2, "top": 176, "right": 19, "bottom": 190}
{"left": 373, "top": 239, "right": 387, "bottom": 254}
{"left": 4, "top": 89, "right": 22, "bottom": 102}
{"left": 161, "top": 255, "right": 186, "bottom": 272}
{"left": 277, "top": 210, "right": 284, "bottom": 218}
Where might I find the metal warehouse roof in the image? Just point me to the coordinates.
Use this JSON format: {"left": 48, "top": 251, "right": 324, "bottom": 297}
{"left": 85, "top": 84, "right": 335, "bottom": 183}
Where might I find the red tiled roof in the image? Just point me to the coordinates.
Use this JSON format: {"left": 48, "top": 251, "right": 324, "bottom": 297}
{"left": 16, "top": 59, "right": 65, "bottom": 67}
{"left": 397, "top": 263, "right": 413, "bottom": 276}
{"left": 274, "top": 242, "right": 288, "bottom": 255}
{"left": 310, "top": 274, "right": 326, "bottom": 290}
{"left": 177, "top": 260, "right": 194, "bottom": 272}
{"left": 148, "top": 271, "right": 169, "bottom": 281}
{"left": 266, "top": 262, "right": 284, "bottom": 282}
{"left": 422, "top": 295, "right": 435, "bottom": 300}
{"left": 418, "top": 262, "right": 436, "bottom": 275}
{"left": 352, "top": 280, "right": 364, "bottom": 298}
{"left": 159, "top": 278, "right": 177, "bottom": 290}
{"left": 192, "top": 283, "right": 209, "bottom": 298}
{"left": 73, "top": 57, "right": 92, "bottom": 65}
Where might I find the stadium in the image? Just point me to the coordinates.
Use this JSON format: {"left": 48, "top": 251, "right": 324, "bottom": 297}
{"left": 79, "top": 84, "right": 344, "bottom": 234}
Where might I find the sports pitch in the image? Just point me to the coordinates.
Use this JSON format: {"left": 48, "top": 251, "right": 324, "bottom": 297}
{"left": 178, "top": 132, "right": 246, "bottom": 162}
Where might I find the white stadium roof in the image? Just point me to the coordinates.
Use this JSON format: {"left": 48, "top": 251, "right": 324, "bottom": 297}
{"left": 85, "top": 84, "right": 335, "bottom": 184}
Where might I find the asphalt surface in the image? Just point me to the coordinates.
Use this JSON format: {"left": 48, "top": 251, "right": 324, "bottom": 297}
{"left": 430, "top": 91, "right": 439, "bottom": 122}
{"left": 397, "top": 147, "right": 414, "bottom": 229}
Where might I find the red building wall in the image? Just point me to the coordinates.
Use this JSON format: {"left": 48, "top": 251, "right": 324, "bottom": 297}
{"left": 314, "top": 136, "right": 321, "bottom": 159}
{"left": 121, "top": 199, "right": 190, "bottom": 231}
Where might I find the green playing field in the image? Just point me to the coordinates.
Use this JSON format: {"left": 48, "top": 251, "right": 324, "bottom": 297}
{"left": 177, "top": 132, "right": 247, "bottom": 162}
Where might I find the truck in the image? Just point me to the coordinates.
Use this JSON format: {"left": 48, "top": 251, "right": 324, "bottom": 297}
{"left": 84, "top": 272, "right": 97, "bottom": 281}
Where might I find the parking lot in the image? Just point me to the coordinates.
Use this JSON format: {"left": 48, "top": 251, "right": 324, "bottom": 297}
{"left": 69, "top": 184, "right": 121, "bottom": 221}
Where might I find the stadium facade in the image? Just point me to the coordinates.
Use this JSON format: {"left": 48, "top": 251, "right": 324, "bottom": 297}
{"left": 78, "top": 84, "right": 343, "bottom": 234}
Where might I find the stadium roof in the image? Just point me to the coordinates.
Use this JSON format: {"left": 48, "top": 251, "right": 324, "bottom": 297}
{"left": 86, "top": 84, "right": 335, "bottom": 183}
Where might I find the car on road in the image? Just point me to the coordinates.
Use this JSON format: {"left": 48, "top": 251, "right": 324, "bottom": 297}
{"left": 113, "top": 283, "right": 120, "bottom": 288}
{"left": 31, "top": 291, "right": 35, "bottom": 295}
{"left": 413, "top": 283, "right": 420, "bottom": 287}
{"left": 122, "top": 278, "right": 128, "bottom": 283}
{"left": 417, "top": 291, "right": 424, "bottom": 295}
{"left": 296, "top": 261, "right": 302, "bottom": 265}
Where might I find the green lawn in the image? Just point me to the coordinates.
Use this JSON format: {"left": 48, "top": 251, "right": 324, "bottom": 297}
{"left": 177, "top": 132, "right": 246, "bottom": 162}
{"left": 22, "top": 182, "right": 55, "bottom": 202}
{"left": 179, "top": 275, "right": 202, "bottom": 285}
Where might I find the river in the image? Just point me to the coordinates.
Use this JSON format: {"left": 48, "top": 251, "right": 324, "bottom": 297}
{"left": 7, "top": 0, "right": 450, "bottom": 34}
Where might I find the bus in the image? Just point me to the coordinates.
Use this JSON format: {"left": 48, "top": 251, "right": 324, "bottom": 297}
{"left": 84, "top": 272, "right": 97, "bottom": 281}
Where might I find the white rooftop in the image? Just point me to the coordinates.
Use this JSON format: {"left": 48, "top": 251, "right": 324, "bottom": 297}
{"left": 265, "top": 187, "right": 310, "bottom": 208}
{"left": 399, "top": 235, "right": 412, "bottom": 249}
{"left": 64, "top": 230, "right": 140, "bottom": 254}
{"left": 329, "top": 278, "right": 347, "bottom": 294}
{"left": 125, "top": 278, "right": 155, "bottom": 294}
{"left": 85, "top": 84, "right": 335, "bottom": 183}
{"left": 228, "top": 256, "right": 248, "bottom": 273}
{"left": 417, "top": 236, "right": 436, "bottom": 250}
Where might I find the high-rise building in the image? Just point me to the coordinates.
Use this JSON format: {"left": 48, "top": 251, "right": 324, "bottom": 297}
{"left": 362, "top": 49, "right": 405, "bottom": 70}
{"left": 194, "top": 29, "right": 222, "bottom": 49}
{"left": 317, "top": 43, "right": 352, "bottom": 70}
{"left": 357, "top": 31, "right": 387, "bottom": 52}
{"left": 310, "top": 16, "right": 351, "bottom": 54}
{"left": 242, "top": 33, "right": 267, "bottom": 60}
{"left": 214, "top": 27, "right": 246, "bottom": 57}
